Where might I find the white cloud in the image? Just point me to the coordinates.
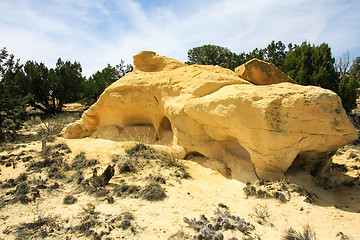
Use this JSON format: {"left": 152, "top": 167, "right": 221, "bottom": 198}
{"left": 0, "top": 0, "right": 359, "bottom": 76}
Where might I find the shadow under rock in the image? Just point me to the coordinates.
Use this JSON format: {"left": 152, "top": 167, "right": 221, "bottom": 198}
{"left": 285, "top": 167, "right": 360, "bottom": 213}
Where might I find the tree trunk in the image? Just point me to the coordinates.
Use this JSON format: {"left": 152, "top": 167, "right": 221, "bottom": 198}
{"left": 29, "top": 101, "right": 50, "bottom": 114}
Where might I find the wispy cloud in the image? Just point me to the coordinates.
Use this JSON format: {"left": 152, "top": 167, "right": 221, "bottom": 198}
{"left": 0, "top": 0, "right": 359, "bottom": 76}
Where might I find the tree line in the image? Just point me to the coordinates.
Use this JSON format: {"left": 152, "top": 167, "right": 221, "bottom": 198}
{"left": 1, "top": 40, "right": 359, "bottom": 141}
{"left": 0, "top": 47, "right": 132, "bottom": 141}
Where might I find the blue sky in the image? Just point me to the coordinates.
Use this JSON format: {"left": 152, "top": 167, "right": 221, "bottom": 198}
{"left": 1, "top": 0, "right": 359, "bottom": 76}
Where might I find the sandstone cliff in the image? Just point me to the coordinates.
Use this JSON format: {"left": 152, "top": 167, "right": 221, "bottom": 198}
{"left": 63, "top": 51, "right": 356, "bottom": 181}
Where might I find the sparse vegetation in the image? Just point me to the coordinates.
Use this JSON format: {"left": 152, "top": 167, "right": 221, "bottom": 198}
{"left": 27, "top": 144, "right": 70, "bottom": 173}
{"left": 252, "top": 204, "right": 270, "bottom": 223}
{"left": 16, "top": 172, "right": 27, "bottom": 182}
{"left": 47, "top": 166, "right": 66, "bottom": 179}
{"left": 6, "top": 214, "right": 62, "bottom": 239}
{"left": 71, "top": 152, "right": 99, "bottom": 170}
{"left": 183, "top": 206, "right": 257, "bottom": 239}
{"left": 148, "top": 174, "right": 166, "bottom": 184}
{"left": 169, "top": 229, "right": 191, "bottom": 239}
{"left": 243, "top": 182, "right": 289, "bottom": 203}
{"left": 242, "top": 180, "right": 320, "bottom": 205}
{"left": 79, "top": 165, "right": 114, "bottom": 198}
{"left": 122, "top": 142, "right": 189, "bottom": 175}
{"left": 336, "top": 232, "right": 351, "bottom": 240}
{"left": 117, "top": 157, "right": 139, "bottom": 173}
{"left": 119, "top": 211, "right": 135, "bottom": 230}
{"left": 125, "top": 142, "right": 158, "bottom": 160}
{"left": 37, "top": 118, "right": 64, "bottom": 143}
{"left": 70, "top": 203, "right": 102, "bottom": 238}
{"left": 66, "top": 205, "right": 137, "bottom": 239}
{"left": 53, "top": 143, "right": 71, "bottom": 153}
{"left": 68, "top": 170, "right": 84, "bottom": 184}
{"left": 114, "top": 183, "right": 141, "bottom": 198}
{"left": 63, "top": 195, "right": 77, "bottom": 205}
{"left": 141, "top": 182, "right": 167, "bottom": 201}
{"left": 283, "top": 226, "right": 317, "bottom": 240}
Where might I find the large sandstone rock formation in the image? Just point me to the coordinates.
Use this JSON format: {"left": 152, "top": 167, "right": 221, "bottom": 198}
{"left": 63, "top": 51, "right": 356, "bottom": 181}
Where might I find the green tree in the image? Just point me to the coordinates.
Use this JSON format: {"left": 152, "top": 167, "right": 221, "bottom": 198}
{"left": 51, "top": 58, "right": 85, "bottom": 112}
{"left": 226, "top": 41, "right": 289, "bottom": 70}
{"left": 338, "top": 56, "right": 360, "bottom": 112}
{"left": 21, "top": 61, "right": 53, "bottom": 113}
{"left": 283, "top": 42, "right": 359, "bottom": 112}
{"left": 20, "top": 58, "right": 85, "bottom": 114}
{"left": 283, "top": 41, "right": 338, "bottom": 92}
{"left": 263, "top": 40, "right": 288, "bottom": 70}
{"left": 338, "top": 74, "right": 359, "bottom": 112}
{"left": 187, "top": 41, "right": 289, "bottom": 71}
{"left": 222, "top": 52, "right": 247, "bottom": 70}
{"left": 186, "top": 44, "right": 235, "bottom": 67}
{"left": 350, "top": 56, "right": 360, "bottom": 81}
{"left": 81, "top": 61, "right": 133, "bottom": 105}
{"left": 245, "top": 47, "right": 266, "bottom": 62}
{"left": 0, "top": 48, "right": 27, "bottom": 141}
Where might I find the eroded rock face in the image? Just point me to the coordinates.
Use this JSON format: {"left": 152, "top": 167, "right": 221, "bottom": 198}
{"left": 63, "top": 51, "right": 356, "bottom": 181}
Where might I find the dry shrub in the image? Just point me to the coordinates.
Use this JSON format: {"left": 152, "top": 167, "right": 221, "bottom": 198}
{"left": 252, "top": 204, "right": 270, "bottom": 221}
{"left": 141, "top": 183, "right": 167, "bottom": 201}
{"left": 7, "top": 214, "right": 62, "bottom": 239}
{"left": 283, "top": 226, "right": 317, "bottom": 240}
{"left": 117, "top": 158, "right": 138, "bottom": 173}
{"left": 71, "top": 152, "right": 99, "bottom": 170}
{"left": 63, "top": 195, "right": 78, "bottom": 205}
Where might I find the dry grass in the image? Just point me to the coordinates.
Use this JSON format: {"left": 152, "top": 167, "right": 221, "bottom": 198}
{"left": 5, "top": 213, "right": 63, "bottom": 239}
{"left": 141, "top": 182, "right": 167, "bottom": 201}
{"left": 283, "top": 226, "right": 317, "bottom": 240}
{"left": 252, "top": 204, "right": 270, "bottom": 222}
{"left": 63, "top": 195, "right": 78, "bottom": 205}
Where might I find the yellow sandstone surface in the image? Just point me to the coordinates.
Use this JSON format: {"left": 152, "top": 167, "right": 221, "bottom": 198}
{"left": 63, "top": 51, "right": 356, "bottom": 181}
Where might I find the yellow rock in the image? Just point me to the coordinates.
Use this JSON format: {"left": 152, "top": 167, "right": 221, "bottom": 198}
{"left": 63, "top": 51, "right": 356, "bottom": 181}
{"left": 235, "top": 58, "right": 296, "bottom": 85}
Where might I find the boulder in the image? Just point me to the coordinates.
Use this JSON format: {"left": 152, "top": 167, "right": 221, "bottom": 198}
{"left": 63, "top": 51, "right": 356, "bottom": 181}
{"left": 235, "top": 58, "right": 295, "bottom": 85}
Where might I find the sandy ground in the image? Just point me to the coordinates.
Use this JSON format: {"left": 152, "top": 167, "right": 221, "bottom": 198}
{"left": 0, "top": 132, "right": 360, "bottom": 239}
